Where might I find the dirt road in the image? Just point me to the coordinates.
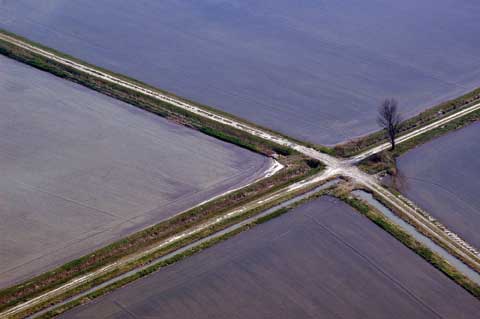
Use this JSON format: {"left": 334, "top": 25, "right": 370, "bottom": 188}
{"left": 1, "top": 32, "right": 479, "bottom": 318}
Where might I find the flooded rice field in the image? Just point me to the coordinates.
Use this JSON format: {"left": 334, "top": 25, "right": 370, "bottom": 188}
{"left": 353, "top": 190, "right": 480, "bottom": 284}
{"left": 1, "top": 0, "right": 480, "bottom": 144}
{"left": 397, "top": 123, "right": 480, "bottom": 249}
{"left": 61, "top": 196, "right": 480, "bottom": 319}
{"left": 0, "top": 55, "right": 270, "bottom": 288}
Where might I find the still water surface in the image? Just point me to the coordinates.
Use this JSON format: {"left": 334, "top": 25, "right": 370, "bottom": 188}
{"left": 2, "top": 0, "right": 479, "bottom": 144}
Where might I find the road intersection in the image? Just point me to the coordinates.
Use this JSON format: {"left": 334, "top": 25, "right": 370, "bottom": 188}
{"left": 1, "top": 32, "right": 479, "bottom": 318}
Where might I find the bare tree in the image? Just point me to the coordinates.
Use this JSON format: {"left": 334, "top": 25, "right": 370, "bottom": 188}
{"left": 377, "top": 98, "right": 402, "bottom": 150}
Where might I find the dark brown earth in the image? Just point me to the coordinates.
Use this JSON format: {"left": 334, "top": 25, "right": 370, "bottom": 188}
{"left": 0, "top": 55, "right": 270, "bottom": 288}
{"left": 62, "top": 196, "right": 480, "bottom": 319}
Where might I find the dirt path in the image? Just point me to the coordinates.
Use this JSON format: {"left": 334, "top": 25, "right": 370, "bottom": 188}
{"left": 1, "top": 32, "right": 479, "bottom": 319}
{"left": 349, "top": 102, "right": 480, "bottom": 163}
{"left": 0, "top": 170, "right": 338, "bottom": 319}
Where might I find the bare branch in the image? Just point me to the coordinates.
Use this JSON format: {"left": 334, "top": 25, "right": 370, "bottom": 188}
{"left": 377, "top": 98, "right": 402, "bottom": 150}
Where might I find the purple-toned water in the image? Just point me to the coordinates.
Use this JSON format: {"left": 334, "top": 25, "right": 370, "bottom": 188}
{"left": 398, "top": 123, "right": 480, "bottom": 249}
{"left": 0, "top": 55, "right": 269, "bottom": 288}
{"left": 60, "top": 196, "right": 480, "bottom": 319}
{"left": 1, "top": 0, "right": 479, "bottom": 144}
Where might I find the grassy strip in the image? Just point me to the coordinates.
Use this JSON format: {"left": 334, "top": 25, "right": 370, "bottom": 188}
{"left": 0, "top": 157, "right": 321, "bottom": 311}
{"left": 390, "top": 109, "right": 479, "bottom": 157}
{"left": 16, "top": 183, "right": 338, "bottom": 319}
{"left": 0, "top": 36, "right": 294, "bottom": 157}
{"left": 36, "top": 186, "right": 480, "bottom": 318}
{"left": 0, "top": 29, "right": 334, "bottom": 155}
{"left": 359, "top": 108, "right": 480, "bottom": 174}
{"left": 200, "top": 127, "right": 299, "bottom": 156}
{"left": 362, "top": 187, "right": 480, "bottom": 275}
{"left": 338, "top": 192, "right": 480, "bottom": 299}
{"left": 334, "top": 89, "right": 480, "bottom": 157}
{"left": 31, "top": 228, "right": 252, "bottom": 319}
{"left": 200, "top": 127, "right": 265, "bottom": 154}
{"left": 0, "top": 29, "right": 322, "bottom": 309}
